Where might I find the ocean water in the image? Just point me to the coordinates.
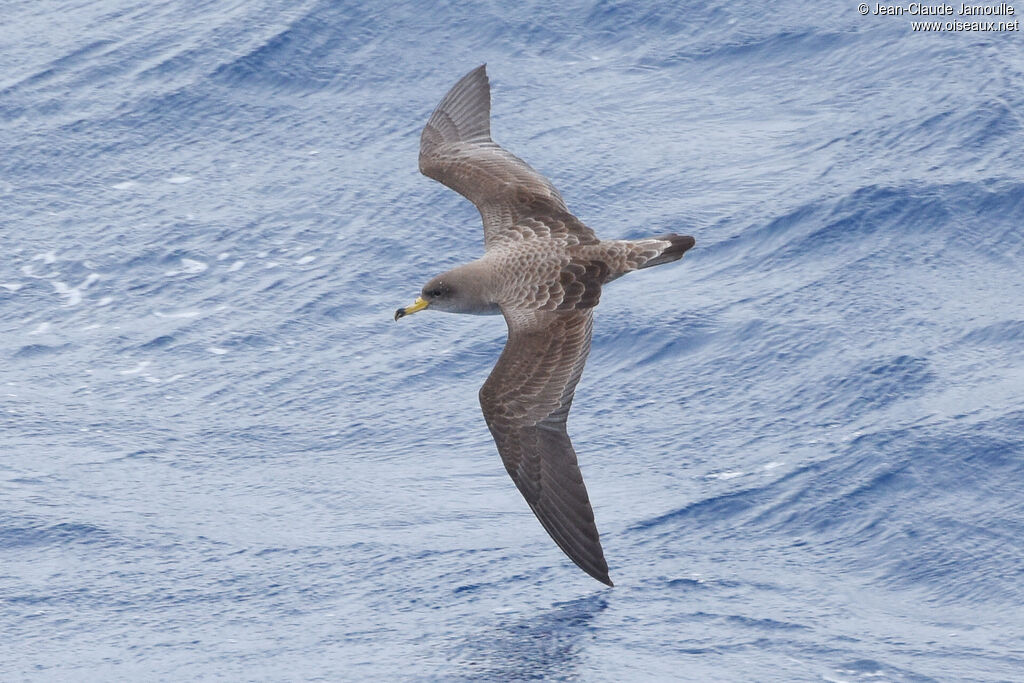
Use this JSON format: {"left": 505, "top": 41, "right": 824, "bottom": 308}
{"left": 3, "top": 0, "right": 1024, "bottom": 680}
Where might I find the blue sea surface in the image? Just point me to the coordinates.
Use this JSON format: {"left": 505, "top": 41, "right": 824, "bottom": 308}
{"left": 3, "top": 1, "right": 1023, "bottom": 680}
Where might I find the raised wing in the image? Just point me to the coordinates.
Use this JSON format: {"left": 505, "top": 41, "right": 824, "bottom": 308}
{"left": 419, "top": 65, "right": 599, "bottom": 249}
{"left": 478, "top": 307, "right": 611, "bottom": 585}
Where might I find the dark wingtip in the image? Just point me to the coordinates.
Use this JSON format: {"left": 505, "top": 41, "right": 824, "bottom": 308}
{"left": 636, "top": 233, "right": 696, "bottom": 270}
{"left": 394, "top": 308, "right": 405, "bottom": 321}
{"left": 668, "top": 234, "right": 695, "bottom": 254}
{"left": 572, "top": 550, "right": 614, "bottom": 587}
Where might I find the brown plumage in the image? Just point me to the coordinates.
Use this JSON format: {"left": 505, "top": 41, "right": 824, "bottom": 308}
{"left": 396, "top": 65, "right": 695, "bottom": 586}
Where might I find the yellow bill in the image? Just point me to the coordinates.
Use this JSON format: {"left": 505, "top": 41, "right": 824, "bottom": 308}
{"left": 394, "top": 296, "right": 429, "bottom": 321}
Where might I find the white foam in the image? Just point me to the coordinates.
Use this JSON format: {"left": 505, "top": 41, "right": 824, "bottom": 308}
{"left": 208, "top": 347, "right": 228, "bottom": 355}
{"left": 153, "top": 309, "right": 201, "bottom": 319}
{"left": 28, "top": 322, "right": 51, "bottom": 336}
{"left": 119, "top": 361, "right": 150, "bottom": 375}
{"left": 227, "top": 260, "right": 245, "bottom": 272}
{"left": 164, "top": 258, "right": 208, "bottom": 276}
{"left": 112, "top": 181, "right": 137, "bottom": 190}
{"left": 166, "top": 175, "right": 193, "bottom": 184}
{"left": 52, "top": 282, "right": 82, "bottom": 306}
{"left": 706, "top": 470, "right": 745, "bottom": 480}
{"left": 34, "top": 252, "right": 57, "bottom": 264}
{"left": 21, "top": 265, "right": 58, "bottom": 279}
{"left": 0, "top": 283, "right": 23, "bottom": 292}
{"left": 217, "top": 252, "right": 231, "bottom": 261}
{"left": 97, "top": 296, "right": 114, "bottom": 307}
{"left": 296, "top": 255, "right": 316, "bottom": 265}
{"left": 52, "top": 273, "right": 99, "bottom": 307}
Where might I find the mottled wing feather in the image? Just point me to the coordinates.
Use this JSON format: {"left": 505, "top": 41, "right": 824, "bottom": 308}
{"left": 479, "top": 308, "right": 612, "bottom": 585}
{"left": 419, "top": 65, "right": 599, "bottom": 248}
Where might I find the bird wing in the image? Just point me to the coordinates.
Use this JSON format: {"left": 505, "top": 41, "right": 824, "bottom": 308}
{"left": 478, "top": 306, "right": 611, "bottom": 585}
{"left": 419, "top": 65, "right": 599, "bottom": 249}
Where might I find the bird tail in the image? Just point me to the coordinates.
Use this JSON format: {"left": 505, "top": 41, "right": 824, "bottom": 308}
{"left": 633, "top": 233, "right": 696, "bottom": 269}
